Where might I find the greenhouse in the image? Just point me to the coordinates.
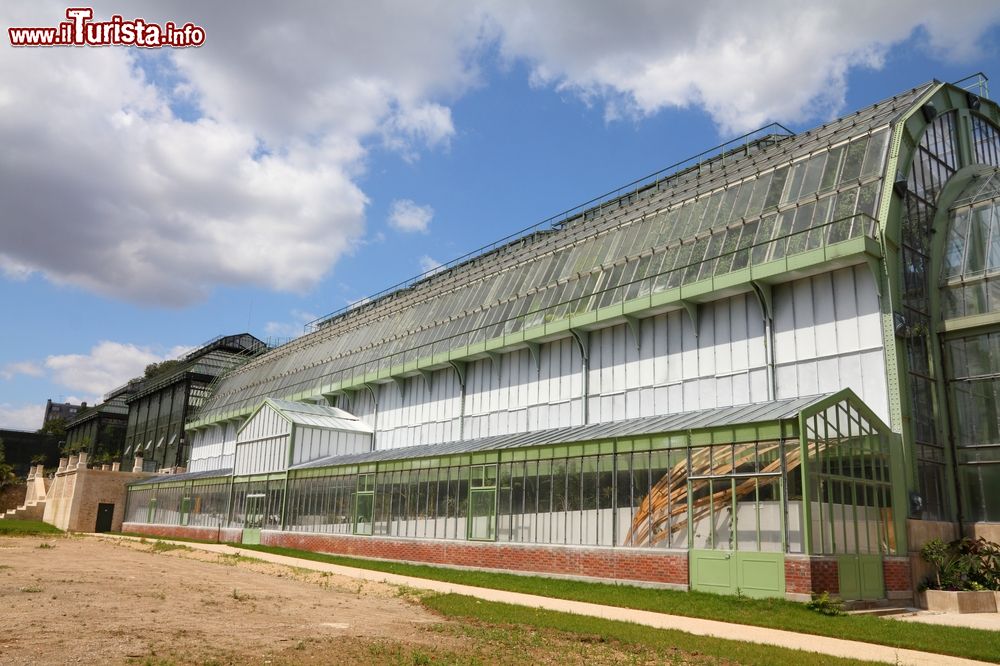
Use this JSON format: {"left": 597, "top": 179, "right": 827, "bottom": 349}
{"left": 125, "top": 77, "right": 1000, "bottom": 602}
{"left": 127, "top": 390, "right": 899, "bottom": 598}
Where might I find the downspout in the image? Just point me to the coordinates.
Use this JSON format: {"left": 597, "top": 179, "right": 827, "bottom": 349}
{"left": 570, "top": 329, "right": 590, "bottom": 425}
{"left": 363, "top": 383, "right": 378, "bottom": 451}
{"left": 448, "top": 360, "right": 468, "bottom": 441}
{"left": 751, "top": 282, "right": 777, "bottom": 400}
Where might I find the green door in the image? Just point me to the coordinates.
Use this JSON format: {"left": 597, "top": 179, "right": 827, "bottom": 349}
{"left": 180, "top": 497, "right": 191, "bottom": 526}
{"left": 242, "top": 493, "right": 265, "bottom": 545}
{"left": 837, "top": 554, "right": 884, "bottom": 600}
{"left": 690, "top": 549, "right": 738, "bottom": 594}
{"left": 689, "top": 470, "right": 786, "bottom": 598}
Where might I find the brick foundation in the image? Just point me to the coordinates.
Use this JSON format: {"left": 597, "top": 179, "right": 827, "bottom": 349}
{"left": 785, "top": 556, "right": 839, "bottom": 596}
{"left": 121, "top": 523, "right": 687, "bottom": 586}
{"left": 883, "top": 556, "right": 913, "bottom": 601}
{"left": 122, "top": 523, "right": 235, "bottom": 543}
{"left": 262, "top": 531, "right": 688, "bottom": 587}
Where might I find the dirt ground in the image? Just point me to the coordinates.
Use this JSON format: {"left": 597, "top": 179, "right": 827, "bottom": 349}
{"left": 0, "top": 534, "right": 726, "bottom": 665}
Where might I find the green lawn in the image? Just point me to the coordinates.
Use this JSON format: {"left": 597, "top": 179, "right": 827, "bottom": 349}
{"left": 424, "top": 593, "right": 879, "bottom": 666}
{"left": 0, "top": 519, "right": 62, "bottom": 535}
{"left": 228, "top": 542, "right": 1000, "bottom": 663}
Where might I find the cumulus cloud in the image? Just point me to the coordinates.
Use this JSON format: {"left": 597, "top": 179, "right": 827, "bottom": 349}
{"left": 419, "top": 255, "right": 444, "bottom": 274}
{"left": 0, "top": 403, "right": 45, "bottom": 431}
{"left": 263, "top": 309, "right": 318, "bottom": 340}
{"left": 487, "top": 1, "right": 1000, "bottom": 133}
{"left": 44, "top": 341, "right": 186, "bottom": 399}
{"left": 0, "top": 361, "right": 43, "bottom": 381}
{"left": 0, "top": 1, "right": 478, "bottom": 305}
{"left": 389, "top": 200, "right": 435, "bottom": 233}
{"left": 1, "top": 1, "right": 998, "bottom": 307}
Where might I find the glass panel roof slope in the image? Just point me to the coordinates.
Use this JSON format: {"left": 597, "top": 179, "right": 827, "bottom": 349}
{"left": 131, "top": 468, "right": 233, "bottom": 486}
{"left": 261, "top": 398, "right": 373, "bottom": 433}
{"left": 290, "top": 393, "right": 833, "bottom": 470}
{"left": 195, "top": 82, "right": 937, "bottom": 424}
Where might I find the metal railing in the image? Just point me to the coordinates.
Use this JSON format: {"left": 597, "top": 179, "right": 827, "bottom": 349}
{"left": 953, "top": 72, "right": 990, "bottom": 99}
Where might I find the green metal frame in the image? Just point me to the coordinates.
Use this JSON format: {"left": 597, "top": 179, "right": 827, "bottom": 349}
{"left": 877, "top": 84, "right": 1000, "bottom": 521}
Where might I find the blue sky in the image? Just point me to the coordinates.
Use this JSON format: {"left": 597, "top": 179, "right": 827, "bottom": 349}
{"left": 1, "top": 2, "right": 999, "bottom": 429}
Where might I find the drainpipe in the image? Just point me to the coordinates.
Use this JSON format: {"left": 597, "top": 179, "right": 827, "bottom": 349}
{"left": 751, "top": 282, "right": 777, "bottom": 400}
{"left": 363, "top": 383, "right": 378, "bottom": 451}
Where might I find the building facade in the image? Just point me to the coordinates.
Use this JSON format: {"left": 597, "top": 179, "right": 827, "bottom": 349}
{"left": 63, "top": 386, "right": 129, "bottom": 462}
{"left": 41, "top": 399, "right": 83, "bottom": 427}
{"left": 121, "top": 334, "right": 267, "bottom": 472}
{"left": 124, "top": 78, "right": 1000, "bottom": 601}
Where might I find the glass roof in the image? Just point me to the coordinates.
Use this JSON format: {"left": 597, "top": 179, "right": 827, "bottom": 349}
{"left": 288, "top": 392, "right": 848, "bottom": 469}
{"left": 255, "top": 398, "right": 373, "bottom": 433}
{"left": 195, "top": 83, "right": 936, "bottom": 423}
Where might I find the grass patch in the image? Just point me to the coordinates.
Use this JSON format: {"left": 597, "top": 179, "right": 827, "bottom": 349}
{"left": 149, "top": 541, "right": 191, "bottom": 554}
{"left": 424, "top": 593, "right": 877, "bottom": 666}
{"left": 118, "top": 532, "right": 212, "bottom": 545}
{"left": 0, "top": 520, "right": 62, "bottom": 536}
{"left": 36, "top": 542, "right": 56, "bottom": 549}
{"left": 232, "top": 542, "right": 1000, "bottom": 663}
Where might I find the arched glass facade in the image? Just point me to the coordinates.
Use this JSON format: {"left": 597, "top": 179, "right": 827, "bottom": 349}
{"left": 898, "top": 111, "right": 961, "bottom": 519}
{"left": 941, "top": 170, "right": 1000, "bottom": 521}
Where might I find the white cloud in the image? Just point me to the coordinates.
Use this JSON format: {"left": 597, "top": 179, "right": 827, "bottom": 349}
{"left": 0, "top": 1, "right": 478, "bottom": 305}
{"left": 486, "top": 1, "right": 1000, "bottom": 133}
{"left": 419, "top": 255, "right": 444, "bottom": 274}
{"left": 0, "top": 403, "right": 45, "bottom": 431}
{"left": 389, "top": 199, "right": 435, "bottom": 233}
{"left": 1, "top": 1, "right": 998, "bottom": 308}
{"left": 0, "top": 361, "right": 43, "bottom": 381}
{"left": 263, "top": 309, "right": 318, "bottom": 340}
{"left": 44, "top": 341, "right": 179, "bottom": 400}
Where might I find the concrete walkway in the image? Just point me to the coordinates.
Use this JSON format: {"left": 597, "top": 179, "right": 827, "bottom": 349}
{"left": 94, "top": 535, "right": 991, "bottom": 666}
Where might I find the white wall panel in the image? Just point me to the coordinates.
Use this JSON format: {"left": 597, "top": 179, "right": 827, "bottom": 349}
{"left": 773, "top": 265, "right": 889, "bottom": 422}
{"left": 588, "top": 293, "right": 768, "bottom": 421}
{"left": 291, "top": 426, "right": 371, "bottom": 465}
{"left": 371, "top": 366, "right": 463, "bottom": 450}
{"left": 234, "top": 435, "right": 287, "bottom": 475}
{"left": 188, "top": 422, "right": 239, "bottom": 473}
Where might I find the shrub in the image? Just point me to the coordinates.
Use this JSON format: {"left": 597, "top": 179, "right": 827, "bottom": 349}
{"left": 921, "top": 537, "right": 1000, "bottom": 591}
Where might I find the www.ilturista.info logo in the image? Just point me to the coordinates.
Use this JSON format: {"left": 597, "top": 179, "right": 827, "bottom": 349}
{"left": 8, "top": 7, "right": 205, "bottom": 48}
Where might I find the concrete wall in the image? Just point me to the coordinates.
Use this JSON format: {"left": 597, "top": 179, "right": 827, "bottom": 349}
{"left": 966, "top": 522, "right": 1000, "bottom": 544}
{"left": 43, "top": 454, "right": 152, "bottom": 531}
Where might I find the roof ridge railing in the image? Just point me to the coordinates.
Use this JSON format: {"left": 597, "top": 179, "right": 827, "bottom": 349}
{"left": 304, "top": 121, "right": 795, "bottom": 334}
{"left": 952, "top": 72, "right": 990, "bottom": 99}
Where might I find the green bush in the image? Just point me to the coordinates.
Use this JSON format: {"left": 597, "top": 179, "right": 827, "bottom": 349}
{"left": 920, "top": 537, "right": 1000, "bottom": 591}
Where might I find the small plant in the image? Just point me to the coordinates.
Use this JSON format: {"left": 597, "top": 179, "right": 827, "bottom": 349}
{"left": 150, "top": 541, "right": 189, "bottom": 554}
{"left": 19, "top": 585, "right": 42, "bottom": 593}
{"left": 231, "top": 588, "right": 253, "bottom": 602}
{"left": 805, "top": 591, "right": 844, "bottom": 616}
{"left": 36, "top": 542, "right": 55, "bottom": 549}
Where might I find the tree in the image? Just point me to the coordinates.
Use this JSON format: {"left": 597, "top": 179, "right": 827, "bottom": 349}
{"left": 144, "top": 360, "right": 182, "bottom": 379}
{"left": 0, "top": 440, "right": 17, "bottom": 490}
{"left": 38, "top": 417, "right": 67, "bottom": 437}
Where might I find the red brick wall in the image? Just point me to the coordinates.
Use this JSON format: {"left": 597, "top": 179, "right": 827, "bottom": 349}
{"left": 219, "top": 527, "right": 243, "bottom": 543}
{"left": 123, "top": 522, "right": 225, "bottom": 542}
{"left": 785, "top": 556, "right": 839, "bottom": 595}
{"left": 262, "top": 532, "right": 689, "bottom": 586}
{"left": 121, "top": 524, "right": 687, "bottom": 585}
{"left": 883, "top": 557, "right": 911, "bottom": 592}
